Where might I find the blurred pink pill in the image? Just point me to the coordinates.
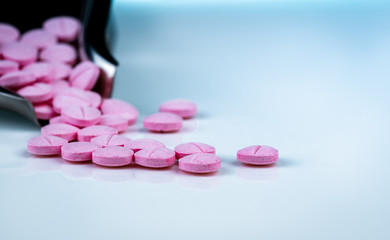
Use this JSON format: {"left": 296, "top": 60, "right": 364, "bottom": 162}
{"left": 100, "top": 99, "right": 139, "bottom": 125}
{"left": 0, "top": 70, "right": 36, "bottom": 88}
{"left": 69, "top": 61, "right": 99, "bottom": 90}
{"left": 49, "top": 116, "right": 66, "bottom": 124}
{"left": 124, "top": 139, "right": 165, "bottom": 153}
{"left": 179, "top": 153, "right": 221, "bottom": 173}
{"left": 41, "top": 123, "right": 79, "bottom": 141}
{"left": 159, "top": 99, "right": 197, "bottom": 119}
{"left": 77, "top": 125, "right": 118, "bottom": 142}
{"left": 1, "top": 42, "right": 37, "bottom": 66}
{"left": 99, "top": 115, "right": 128, "bottom": 132}
{"left": 0, "top": 23, "right": 20, "bottom": 44}
{"left": 237, "top": 145, "right": 279, "bottom": 165}
{"left": 174, "top": 142, "right": 216, "bottom": 159}
{"left": 27, "top": 135, "right": 68, "bottom": 156}
{"left": 23, "top": 62, "right": 54, "bottom": 82}
{"left": 52, "top": 87, "right": 101, "bottom": 113}
{"left": 51, "top": 79, "right": 70, "bottom": 96}
{"left": 17, "top": 82, "right": 53, "bottom": 103}
{"left": 50, "top": 62, "right": 71, "bottom": 80}
{"left": 143, "top": 112, "right": 182, "bottom": 132}
{"left": 91, "top": 134, "right": 131, "bottom": 148}
{"left": 43, "top": 16, "right": 81, "bottom": 42}
{"left": 40, "top": 43, "right": 77, "bottom": 65}
{"left": 61, "top": 105, "right": 101, "bottom": 127}
{"left": 92, "top": 146, "right": 134, "bottom": 167}
{"left": 0, "top": 60, "right": 19, "bottom": 75}
{"left": 34, "top": 104, "right": 56, "bottom": 120}
{"left": 61, "top": 142, "right": 100, "bottom": 162}
{"left": 134, "top": 147, "right": 176, "bottom": 168}
{"left": 20, "top": 29, "right": 57, "bottom": 49}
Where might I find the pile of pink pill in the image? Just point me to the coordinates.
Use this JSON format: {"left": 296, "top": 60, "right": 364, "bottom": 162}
{"left": 1, "top": 17, "right": 279, "bottom": 174}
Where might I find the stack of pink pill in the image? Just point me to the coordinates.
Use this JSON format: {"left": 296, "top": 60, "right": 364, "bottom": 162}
{"left": 0, "top": 17, "right": 102, "bottom": 122}
{"left": 7, "top": 17, "right": 280, "bottom": 176}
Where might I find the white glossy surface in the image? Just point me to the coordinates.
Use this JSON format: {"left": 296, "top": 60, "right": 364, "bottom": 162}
{"left": 1, "top": 1, "right": 390, "bottom": 239}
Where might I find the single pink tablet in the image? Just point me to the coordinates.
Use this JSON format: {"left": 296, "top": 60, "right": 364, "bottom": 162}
{"left": 40, "top": 43, "right": 77, "bottom": 65}
{"left": 17, "top": 82, "right": 53, "bottom": 103}
{"left": 237, "top": 145, "right": 279, "bottom": 165}
{"left": 52, "top": 87, "right": 101, "bottom": 113}
{"left": 2, "top": 42, "right": 37, "bottom": 66}
{"left": 61, "top": 142, "right": 100, "bottom": 162}
{"left": 41, "top": 123, "right": 80, "bottom": 141}
{"left": 159, "top": 99, "right": 197, "bottom": 119}
{"left": 174, "top": 142, "right": 216, "bottom": 159}
{"left": 43, "top": 16, "right": 81, "bottom": 42}
{"left": 134, "top": 147, "right": 176, "bottom": 168}
{"left": 92, "top": 146, "right": 133, "bottom": 167}
{"left": 61, "top": 105, "right": 101, "bottom": 127}
{"left": 34, "top": 104, "right": 56, "bottom": 120}
{"left": 23, "top": 62, "right": 54, "bottom": 83}
{"left": 0, "top": 23, "right": 20, "bottom": 44}
{"left": 77, "top": 125, "right": 118, "bottom": 142}
{"left": 51, "top": 79, "right": 70, "bottom": 96}
{"left": 49, "top": 116, "right": 66, "bottom": 124}
{"left": 91, "top": 134, "right": 131, "bottom": 148}
{"left": 124, "top": 139, "right": 165, "bottom": 153}
{"left": 143, "top": 112, "right": 183, "bottom": 132}
{"left": 0, "top": 60, "right": 19, "bottom": 75}
{"left": 179, "top": 153, "right": 221, "bottom": 173}
{"left": 20, "top": 29, "right": 57, "bottom": 49}
{"left": 27, "top": 135, "right": 68, "bottom": 156}
{"left": 100, "top": 99, "right": 139, "bottom": 125}
{"left": 69, "top": 61, "right": 100, "bottom": 90}
{"left": 0, "top": 70, "right": 36, "bottom": 89}
{"left": 99, "top": 115, "right": 128, "bottom": 132}
{"left": 50, "top": 62, "right": 71, "bottom": 80}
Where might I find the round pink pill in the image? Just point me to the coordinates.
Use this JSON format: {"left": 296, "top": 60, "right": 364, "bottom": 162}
{"left": 0, "top": 60, "right": 19, "bottom": 75}
{"left": 100, "top": 99, "right": 139, "bottom": 125}
{"left": 0, "top": 23, "right": 20, "bottom": 44}
{"left": 92, "top": 146, "right": 134, "bottom": 167}
{"left": 17, "top": 82, "right": 53, "bottom": 103}
{"left": 91, "top": 134, "right": 131, "bottom": 148}
{"left": 159, "top": 99, "right": 197, "bottom": 119}
{"left": 174, "top": 142, "right": 215, "bottom": 159}
{"left": 41, "top": 123, "right": 80, "bottom": 141}
{"left": 1, "top": 42, "right": 38, "bottom": 66}
{"left": 237, "top": 145, "right": 279, "bottom": 165}
{"left": 179, "top": 153, "right": 221, "bottom": 173}
{"left": 0, "top": 70, "right": 36, "bottom": 89}
{"left": 52, "top": 87, "right": 101, "bottom": 113}
{"left": 51, "top": 79, "right": 70, "bottom": 96}
{"left": 143, "top": 112, "right": 183, "bottom": 132}
{"left": 40, "top": 43, "right": 77, "bottom": 65}
{"left": 23, "top": 62, "right": 54, "bottom": 83}
{"left": 69, "top": 61, "right": 100, "bottom": 90}
{"left": 77, "top": 125, "right": 118, "bottom": 142}
{"left": 34, "top": 104, "right": 56, "bottom": 120}
{"left": 61, "top": 142, "right": 100, "bottom": 162}
{"left": 124, "top": 139, "right": 165, "bottom": 153}
{"left": 134, "top": 147, "right": 176, "bottom": 168}
{"left": 27, "top": 135, "right": 68, "bottom": 156}
{"left": 20, "top": 29, "right": 57, "bottom": 49}
{"left": 61, "top": 105, "right": 101, "bottom": 127}
{"left": 43, "top": 16, "right": 81, "bottom": 42}
{"left": 99, "top": 115, "right": 128, "bottom": 132}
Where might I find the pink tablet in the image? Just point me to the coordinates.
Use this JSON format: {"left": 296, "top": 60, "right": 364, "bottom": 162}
{"left": 90, "top": 134, "right": 131, "bottom": 148}
{"left": 0, "top": 60, "right": 19, "bottom": 75}
{"left": 61, "top": 142, "right": 100, "bottom": 162}
{"left": 237, "top": 145, "right": 279, "bottom": 165}
{"left": 92, "top": 146, "right": 134, "bottom": 167}
{"left": 23, "top": 62, "right": 55, "bottom": 83}
{"left": 0, "top": 23, "right": 20, "bottom": 44}
{"left": 159, "top": 99, "right": 197, "bottom": 119}
{"left": 99, "top": 115, "right": 128, "bottom": 132}
{"left": 69, "top": 61, "right": 100, "bottom": 90}
{"left": 1, "top": 42, "right": 38, "bottom": 66}
{"left": 174, "top": 142, "right": 215, "bottom": 159}
{"left": 20, "top": 29, "right": 57, "bottom": 49}
{"left": 43, "top": 16, "right": 81, "bottom": 42}
{"left": 34, "top": 104, "right": 56, "bottom": 120}
{"left": 17, "top": 82, "right": 53, "bottom": 103}
{"left": 100, "top": 99, "right": 139, "bottom": 125}
{"left": 61, "top": 105, "right": 101, "bottom": 127}
{"left": 124, "top": 139, "right": 165, "bottom": 153}
{"left": 40, "top": 43, "right": 77, "bottom": 65}
{"left": 27, "top": 135, "right": 68, "bottom": 156}
{"left": 41, "top": 123, "right": 80, "bottom": 141}
{"left": 77, "top": 125, "right": 118, "bottom": 142}
{"left": 0, "top": 70, "right": 36, "bottom": 89}
{"left": 143, "top": 112, "right": 182, "bottom": 132}
{"left": 179, "top": 153, "right": 221, "bottom": 173}
{"left": 134, "top": 147, "right": 176, "bottom": 168}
